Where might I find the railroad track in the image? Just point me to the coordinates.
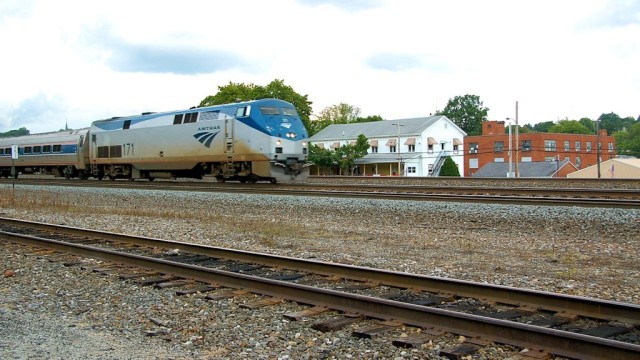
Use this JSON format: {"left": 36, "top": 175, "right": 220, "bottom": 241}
{"left": 1, "top": 217, "right": 638, "bottom": 360}
{"left": 2, "top": 177, "right": 640, "bottom": 208}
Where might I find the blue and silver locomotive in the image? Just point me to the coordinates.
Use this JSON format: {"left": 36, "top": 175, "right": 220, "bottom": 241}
{"left": 0, "top": 99, "right": 310, "bottom": 183}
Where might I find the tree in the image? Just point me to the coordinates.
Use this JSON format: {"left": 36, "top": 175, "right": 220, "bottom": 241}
{"left": 439, "top": 156, "right": 460, "bottom": 176}
{"left": 308, "top": 144, "right": 338, "bottom": 175}
{"left": 199, "top": 79, "right": 313, "bottom": 132}
{"left": 597, "top": 113, "right": 635, "bottom": 134}
{"left": 579, "top": 117, "right": 596, "bottom": 134}
{"left": 548, "top": 120, "right": 592, "bottom": 134}
{"left": 308, "top": 103, "right": 383, "bottom": 136}
{"left": 438, "top": 94, "right": 488, "bottom": 136}
{"left": 317, "top": 103, "right": 361, "bottom": 124}
{"left": 614, "top": 122, "right": 640, "bottom": 158}
{"left": 334, "top": 134, "right": 370, "bottom": 175}
{"left": 532, "top": 121, "right": 555, "bottom": 133}
{"left": 0, "top": 127, "right": 30, "bottom": 137}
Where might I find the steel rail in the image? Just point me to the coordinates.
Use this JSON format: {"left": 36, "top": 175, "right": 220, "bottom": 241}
{"left": 3, "top": 217, "right": 639, "bottom": 324}
{"left": 1, "top": 229, "right": 638, "bottom": 360}
{"left": 2, "top": 178, "right": 639, "bottom": 208}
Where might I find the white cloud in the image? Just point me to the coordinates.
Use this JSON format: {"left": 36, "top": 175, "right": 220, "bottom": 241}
{"left": 0, "top": 0, "right": 638, "bottom": 134}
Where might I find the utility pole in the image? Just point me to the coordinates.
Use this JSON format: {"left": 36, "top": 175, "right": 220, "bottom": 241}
{"left": 515, "top": 101, "right": 519, "bottom": 177}
{"left": 393, "top": 123, "right": 404, "bottom": 176}
{"left": 596, "top": 117, "right": 601, "bottom": 178}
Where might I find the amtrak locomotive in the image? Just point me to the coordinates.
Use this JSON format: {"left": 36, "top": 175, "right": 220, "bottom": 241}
{"left": 0, "top": 99, "right": 310, "bottom": 183}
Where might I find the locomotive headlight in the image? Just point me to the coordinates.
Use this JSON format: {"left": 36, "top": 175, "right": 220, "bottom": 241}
{"left": 276, "top": 139, "right": 282, "bottom": 146}
{"left": 286, "top": 132, "right": 296, "bottom": 138}
{"left": 302, "top": 141, "right": 307, "bottom": 147}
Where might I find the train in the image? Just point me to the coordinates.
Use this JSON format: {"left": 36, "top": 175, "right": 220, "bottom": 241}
{"left": 0, "top": 98, "right": 310, "bottom": 183}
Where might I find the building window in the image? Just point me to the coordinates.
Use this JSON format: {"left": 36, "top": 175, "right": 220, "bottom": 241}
{"left": 564, "top": 140, "right": 570, "bottom": 152}
{"left": 608, "top": 142, "right": 614, "bottom": 152}
{"left": 545, "top": 156, "right": 556, "bottom": 161}
{"left": 407, "top": 166, "right": 416, "bottom": 174}
{"left": 370, "top": 146, "right": 378, "bottom": 153}
{"left": 469, "top": 143, "right": 478, "bottom": 154}
{"left": 408, "top": 144, "right": 415, "bottom": 152}
{"left": 522, "top": 140, "right": 531, "bottom": 151}
{"left": 575, "top": 141, "right": 581, "bottom": 152}
{"left": 390, "top": 145, "right": 396, "bottom": 153}
{"left": 544, "top": 140, "right": 556, "bottom": 151}
{"left": 494, "top": 141, "right": 504, "bottom": 152}
{"left": 576, "top": 156, "right": 581, "bottom": 168}
{"left": 427, "top": 144, "right": 433, "bottom": 153}
{"left": 494, "top": 158, "right": 505, "bottom": 162}
{"left": 453, "top": 144, "right": 459, "bottom": 154}
{"left": 586, "top": 142, "right": 592, "bottom": 152}
{"left": 469, "top": 158, "right": 479, "bottom": 169}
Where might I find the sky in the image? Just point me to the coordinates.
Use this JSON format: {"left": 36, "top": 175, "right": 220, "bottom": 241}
{"left": 0, "top": 0, "right": 639, "bottom": 134}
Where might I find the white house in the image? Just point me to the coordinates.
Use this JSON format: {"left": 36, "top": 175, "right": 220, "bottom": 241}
{"left": 309, "top": 116, "right": 467, "bottom": 176}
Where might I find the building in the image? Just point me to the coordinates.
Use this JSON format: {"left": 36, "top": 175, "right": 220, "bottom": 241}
{"left": 309, "top": 116, "right": 466, "bottom": 176}
{"left": 464, "top": 121, "right": 616, "bottom": 177}
{"left": 567, "top": 158, "right": 640, "bottom": 178}
{"left": 472, "top": 160, "right": 578, "bottom": 178}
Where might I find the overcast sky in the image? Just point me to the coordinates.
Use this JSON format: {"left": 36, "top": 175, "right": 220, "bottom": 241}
{"left": 1, "top": 0, "right": 638, "bottom": 134}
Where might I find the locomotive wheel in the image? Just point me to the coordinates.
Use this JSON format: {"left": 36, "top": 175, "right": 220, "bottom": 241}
{"left": 270, "top": 178, "right": 277, "bottom": 184}
{"left": 215, "top": 176, "right": 225, "bottom": 183}
{"left": 148, "top": 177, "right": 154, "bottom": 182}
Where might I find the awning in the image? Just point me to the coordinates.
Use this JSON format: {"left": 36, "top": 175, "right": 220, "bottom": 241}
{"left": 385, "top": 139, "right": 396, "bottom": 146}
{"left": 453, "top": 138, "right": 463, "bottom": 146}
{"left": 315, "top": 143, "right": 325, "bottom": 149}
{"left": 404, "top": 137, "right": 416, "bottom": 145}
{"left": 330, "top": 141, "right": 340, "bottom": 149}
{"left": 369, "top": 139, "right": 378, "bottom": 147}
{"left": 427, "top": 137, "right": 438, "bottom": 145}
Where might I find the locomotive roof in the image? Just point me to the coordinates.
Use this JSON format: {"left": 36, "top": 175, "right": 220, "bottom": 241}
{"left": 91, "top": 98, "right": 292, "bottom": 125}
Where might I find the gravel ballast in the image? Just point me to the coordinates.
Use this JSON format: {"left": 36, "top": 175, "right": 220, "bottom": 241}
{"left": 1, "top": 184, "right": 638, "bottom": 359}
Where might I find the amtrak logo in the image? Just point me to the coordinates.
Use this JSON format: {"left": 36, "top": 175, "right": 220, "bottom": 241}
{"left": 194, "top": 131, "right": 220, "bottom": 148}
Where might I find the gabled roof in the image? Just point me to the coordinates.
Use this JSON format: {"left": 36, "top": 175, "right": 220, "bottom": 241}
{"left": 472, "top": 160, "right": 576, "bottom": 178}
{"left": 309, "top": 116, "right": 464, "bottom": 141}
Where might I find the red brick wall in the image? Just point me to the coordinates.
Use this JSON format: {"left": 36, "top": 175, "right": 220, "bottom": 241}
{"left": 464, "top": 121, "right": 616, "bottom": 177}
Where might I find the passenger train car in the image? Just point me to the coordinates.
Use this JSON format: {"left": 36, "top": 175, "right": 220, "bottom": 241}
{"left": 0, "top": 99, "right": 310, "bottom": 183}
{"left": 0, "top": 129, "right": 89, "bottom": 179}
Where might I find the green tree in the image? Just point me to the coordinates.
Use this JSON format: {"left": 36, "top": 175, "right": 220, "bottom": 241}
{"left": 532, "top": 121, "right": 555, "bottom": 133}
{"left": 199, "top": 79, "right": 313, "bottom": 132}
{"left": 317, "top": 103, "right": 361, "bottom": 124}
{"left": 597, "top": 113, "right": 635, "bottom": 134}
{"left": 439, "top": 156, "right": 460, "bottom": 176}
{"left": 309, "top": 103, "right": 383, "bottom": 136}
{"left": 579, "top": 117, "right": 596, "bottom": 134}
{"left": 438, "top": 94, "right": 488, "bottom": 136}
{"left": 308, "top": 144, "right": 338, "bottom": 175}
{"left": 614, "top": 122, "right": 640, "bottom": 158}
{"left": 334, "top": 134, "right": 370, "bottom": 175}
{"left": 548, "top": 120, "right": 592, "bottom": 134}
{"left": 0, "top": 127, "right": 30, "bottom": 137}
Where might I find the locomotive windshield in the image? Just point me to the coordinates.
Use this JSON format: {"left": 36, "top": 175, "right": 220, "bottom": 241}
{"left": 260, "top": 106, "right": 280, "bottom": 115}
{"left": 259, "top": 106, "right": 299, "bottom": 117}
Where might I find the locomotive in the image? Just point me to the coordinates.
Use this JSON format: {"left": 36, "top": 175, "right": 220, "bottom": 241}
{"left": 0, "top": 99, "right": 310, "bottom": 183}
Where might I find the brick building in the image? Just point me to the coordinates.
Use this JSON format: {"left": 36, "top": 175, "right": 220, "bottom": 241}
{"left": 464, "top": 120, "right": 616, "bottom": 177}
